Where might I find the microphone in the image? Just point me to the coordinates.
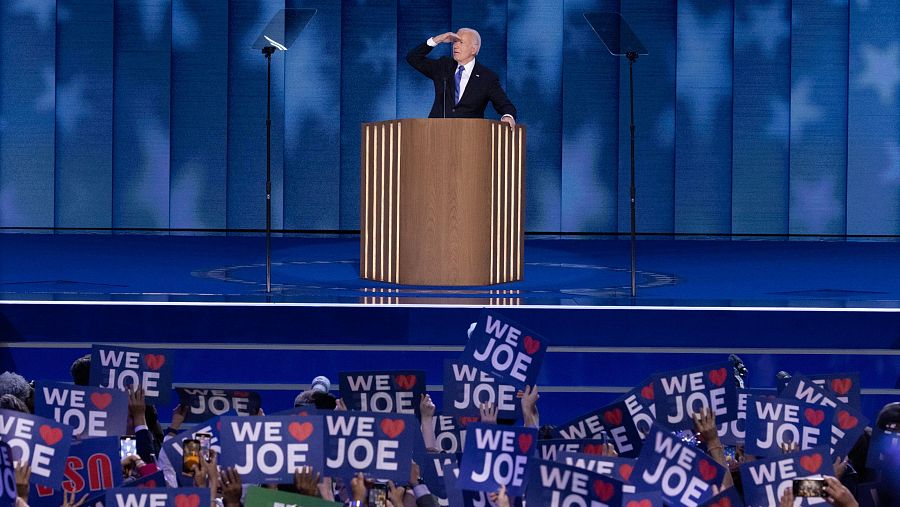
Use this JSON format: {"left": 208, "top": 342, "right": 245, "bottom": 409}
{"left": 311, "top": 376, "right": 331, "bottom": 393}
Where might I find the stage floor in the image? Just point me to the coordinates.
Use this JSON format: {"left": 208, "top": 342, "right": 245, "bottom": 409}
{"left": 1, "top": 232, "right": 898, "bottom": 307}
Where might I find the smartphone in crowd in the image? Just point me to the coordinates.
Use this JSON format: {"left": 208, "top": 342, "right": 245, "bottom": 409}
{"left": 182, "top": 438, "right": 201, "bottom": 475}
{"left": 119, "top": 435, "right": 136, "bottom": 460}
{"left": 793, "top": 478, "right": 826, "bottom": 497}
{"left": 195, "top": 432, "right": 212, "bottom": 461}
{"left": 368, "top": 480, "right": 388, "bottom": 507}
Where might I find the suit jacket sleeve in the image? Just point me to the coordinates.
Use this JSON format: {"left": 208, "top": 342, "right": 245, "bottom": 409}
{"left": 488, "top": 75, "right": 517, "bottom": 119}
{"left": 406, "top": 42, "right": 444, "bottom": 79}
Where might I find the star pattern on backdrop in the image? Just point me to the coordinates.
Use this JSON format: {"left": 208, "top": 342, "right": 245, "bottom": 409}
{"left": 790, "top": 79, "right": 824, "bottom": 139}
{"left": 675, "top": 1, "right": 732, "bottom": 123}
{"left": 741, "top": 2, "right": 789, "bottom": 55}
{"left": 793, "top": 177, "right": 844, "bottom": 232}
{"left": 856, "top": 43, "right": 900, "bottom": 106}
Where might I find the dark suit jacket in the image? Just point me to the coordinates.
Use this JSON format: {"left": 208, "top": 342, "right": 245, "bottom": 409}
{"left": 406, "top": 42, "right": 516, "bottom": 120}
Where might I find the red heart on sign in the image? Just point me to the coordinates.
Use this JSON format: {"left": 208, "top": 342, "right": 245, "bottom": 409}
{"left": 626, "top": 501, "right": 651, "bottom": 507}
{"left": 216, "top": 421, "right": 222, "bottom": 431}
{"left": 618, "top": 463, "right": 633, "bottom": 482}
{"left": 592, "top": 480, "right": 614, "bottom": 502}
{"left": 831, "top": 378, "right": 852, "bottom": 396}
{"left": 517, "top": 434, "right": 533, "bottom": 453}
{"left": 380, "top": 419, "right": 406, "bottom": 439}
{"left": 583, "top": 444, "right": 604, "bottom": 455}
{"left": 395, "top": 375, "right": 417, "bottom": 390}
{"left": 604, "top": 408, "right": 623, "bottom": 426}
{"left": 288, "top": 422, "right": 314, "bottom": 442}
{"left": 137, "top": 480, "right": 157, "bottom": 488}
{"left": 90, "top": 392, "right": 113, "bottom": 410}
{"left": 459, "top": 416, "right": 479, "bottom": 426}
{"left": 232, "top": 391, "right": 249, "bottom": 398}
{"left": 711, "top": 499, "right": 732, "bottom": 507}
{"left": 837, "top": 410, "right": 858, "bottom": 430}
{"left": 708, "top": 368, "right": 728, "bottom": 386}
{"left": 174, "top": 494, "right": 200, "bottom": 507}
{"left": 143, "top": 354, "right": 165, "bottom": 370}
{"left": 641, "top": 384, "right": 654, "bottom": 401}
{"left": 39, "top": 425, "right": 63, "bottom": 445}
{"left": 523, "top": 335, "right": 541, "bottom": 355}
{"left": 800, "top": 453, "right": 823, "bottom": 473}
{"left": 698, "top": 459, "right": 718, "bottom": 481}
{"left": 804, "top": 408, "right": 825, "bottom": 426}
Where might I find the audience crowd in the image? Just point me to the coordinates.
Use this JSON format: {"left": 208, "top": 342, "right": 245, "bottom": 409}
{"left": 0, "top": 349, "right": 897, "bottom": 507}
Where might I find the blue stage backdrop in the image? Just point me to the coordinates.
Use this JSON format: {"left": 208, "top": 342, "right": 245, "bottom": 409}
{"left": 0, "top": 0, "right": 898, "bottom": 235}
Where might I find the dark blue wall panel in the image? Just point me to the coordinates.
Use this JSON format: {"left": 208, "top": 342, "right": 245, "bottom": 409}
{"left": 339, "top": 0, "right": 397, "bottom": 230}
{"left": 789, "top": 0, "right": 849, "bottom": 235}
{"left": 619, "top": 0, "right": 677, "bottom": 234}
{"left": 227, "top": 0, "right": 285, "bottom": 231}
{"left": 731, "top": 0, "right": 790, "bottom": 235}
{"left": 284, "top": 0, "right": 342, "bottom": 230}
{"left": 0, "top": 0, "right": 898, "bottom": 236}
{"left": 112, "top": 0, "right": 172, "bottom": 229}
{"left": 0, "top": 1, "right": 56, "bottom": 227}
{"left": 55, "top": 0, "right": 114, "bottom": 228}
{"left": 561, "top": 0, "right": 619, "bottom": 233}
{"left": 674, "top": 0, "right": 733, "bottom": 234}
{"left": 847, "top": 2, "right": 900, "bottom": 235}
{"left": 170, "top": 0, "right": 228, "bottom": 230}
{"left": 509, "top": 0, "right": 563, "bottom": 232}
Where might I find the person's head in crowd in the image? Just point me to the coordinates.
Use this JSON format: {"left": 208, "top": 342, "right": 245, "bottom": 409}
{"left": 71, "top": 354, "right": 91, "bottom": 386}
{"left": 294, "top": 390, "right": 337, "bottom": 410}
{"left": 0, "top": 371, "right": 33, "bottom": 412}
{"left": 875, "top": 401, "right": 900, "bottom": 430}
{"left": 0, "top": 393, "right": 28, "bottom": 413}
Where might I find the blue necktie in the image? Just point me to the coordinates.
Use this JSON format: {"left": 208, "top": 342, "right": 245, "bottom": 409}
{"left": 454, "top": 65, "right": 464, "bottom": 105}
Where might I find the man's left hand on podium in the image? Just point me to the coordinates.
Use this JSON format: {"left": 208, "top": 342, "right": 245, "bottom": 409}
{"left": 500, "top": 114, "right": 516, "bottom": 129}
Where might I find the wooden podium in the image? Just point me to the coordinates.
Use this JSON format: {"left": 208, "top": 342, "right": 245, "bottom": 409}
{"left": 360, "top": 118, "right": 525, "bottom": 286}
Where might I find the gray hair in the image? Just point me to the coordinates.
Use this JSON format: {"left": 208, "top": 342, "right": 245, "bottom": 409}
{"left": 458, "top": 27, "right": 481, "bottom": 54}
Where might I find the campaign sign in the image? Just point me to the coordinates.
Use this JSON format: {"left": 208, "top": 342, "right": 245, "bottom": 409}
{"left": 622, "top": 491, "right": 665, "bottom": 507}
{"left": 124, "top": 470, "right": 166, "bottom": 489}
{"left": 89, "top": 344, "right": 173, "bottom": 403}
{"left": 176, "top": 388, "right": 262, "bottom": 422}
{"left": 619, "top": 379, "right": 658, "bottom": 439}
{"left": 434, "top": 414, "right": 475, "bottom": 453}
{"left": 652, "top": 362, "right": 738, "bottom": 430}
{"left": 866, "top": 427, "right": 900, "bottom": 471}
{"left": 443, "top": 462, "right": 495, "bottom": 507}
{"left": 526, "top": 459, "right": 624, "bottom": 507}
{"left": 631, "top": 424, "right": 727, "bottom": 507}
{"left": 0, "top": 409, "right": 73, "bottom": 487}
{"left": 218, "top": 415, "right": 324, "bottom": 484}
{"left": 34, "top": 381, "right": 128, "bottom": 438}
{"left": 104, "top": 488, "right": 210, "bottom": 507}
{"left": 538, "top": 439, "right": 610, "bottom": 462}
{"left": 559, "top": 452, "right": 638, "bottom": 493}
{"left": 457, "top": 423, "right": 537, "bottom": 496}
{"left": 0, "top": 442, "right": 15, "bottom": 507}
{"left": 739, "top": 446, "right": 831, "bottom": 507}
{"left": 744, "top": 395, "right": 834, "bottom": 457}
{"left": 442, "top": 360, "right": 521, "bottom": 420}
{"left": 780, "top": 374, "right": 869, "bottom": 457}
{"left": 553, "top": 400, "right": 643, "bottom": 457}
{"left": 339, "top": 370, "right": 425, "bottom": 416}
{"left": 323, "top": 412, "right": 414, "bottom": 483}
{"left": 160, "top": 417, "right": 220, "bottom": 471}
{"left": 420, "top": 452, "right": 457, "bottom": 504}
{"left": 460, "top": 310, "right": 548, "bottom": 390}
{"left": 30, "top": 437, "right": 121, "bottom": 507}
{"left": 717, "top": 388, "right": 775, "bottom": 446}
{"left": 779, "top": 373, "right": 861, "bottom": 409}
{"left": 698, "top": 487, "right": 744, "bottom": 507}
{"left": 244, "top": 486, "right": 341, "bottom": 507}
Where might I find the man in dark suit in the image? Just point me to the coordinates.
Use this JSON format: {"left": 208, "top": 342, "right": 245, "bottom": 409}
{"left": 406, "top": 28, "right": 516, "bottom": 128}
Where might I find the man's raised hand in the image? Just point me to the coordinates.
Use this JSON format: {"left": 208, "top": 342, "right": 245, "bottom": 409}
{"left": 432, "top": 32, "right": 460, "bottom": 44}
